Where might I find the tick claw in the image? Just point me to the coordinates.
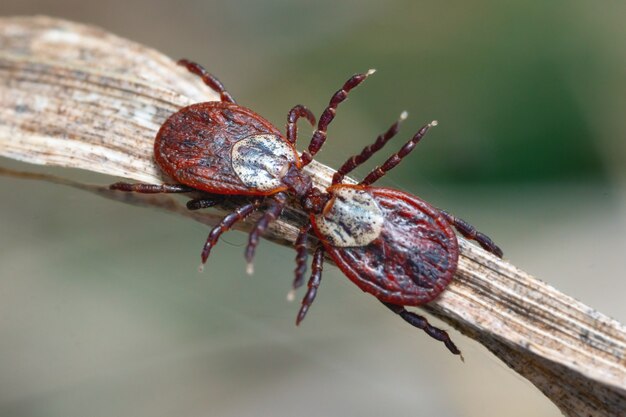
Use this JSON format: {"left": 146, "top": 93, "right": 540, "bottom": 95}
{"left": 246, "top": 262, "right": 254, "bottom": 275}
{"left": 198, "top": 264, "right": 205, "bottom": 273}
{"left": 286, "top": 289, "right": 296, "bottom": 302}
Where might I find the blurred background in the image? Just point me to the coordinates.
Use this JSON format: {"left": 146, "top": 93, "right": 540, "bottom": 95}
{"left": 1, "top": 1, "right": 625, "bottom": 416}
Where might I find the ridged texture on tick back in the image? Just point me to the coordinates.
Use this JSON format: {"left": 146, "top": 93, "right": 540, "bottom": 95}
{"left": 155, "top": 102, "right": 297, "bottom": 196}
{"left": 313, "top": 187, "right": 459, "bottom": 306}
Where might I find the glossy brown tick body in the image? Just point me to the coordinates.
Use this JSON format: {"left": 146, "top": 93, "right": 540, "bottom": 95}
{"left": 111, "top": 59, "right": 503, "bottom": 356}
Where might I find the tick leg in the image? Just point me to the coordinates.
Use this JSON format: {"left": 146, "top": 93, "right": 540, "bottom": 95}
{"left": 200, "top": 200, "right": 261, "bottom": 267}
{"left": 360, "top": 120, "right": 438, "bottom": 186}
{"left": 286, "top": 223, "right": 312, "bottom": 302}
{"left": 110, "top": 182, "right": 194, "bottom": 193}
{"left": 333, "top": 111, "right": 407, "bottom": 185}
{"left": 383, "top": 302, "right": 462, "bottom": 357}
{"left": 177, "top": 59, "right": 236, "bottom": 104}
{"left": 244, "top": 192, "right": 288, "bottom": 274}
{"left": 439, "top": 210, "right": 503, "bottom": 258}
{"left": 296, "top": 244, "right": 324, "bottom": 325}
{"left": 301, "top": 70, "right": 375, "bottom": 166}
{"left": 286, "top": 105, "right": 316, "bottom": 145}
{"left": 293, "top": 223, "right": 312, "bottom": 290}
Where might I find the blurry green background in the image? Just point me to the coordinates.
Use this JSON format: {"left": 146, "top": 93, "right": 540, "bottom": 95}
{"left": 1, "top": 1, "right": 626, "bottom": 416}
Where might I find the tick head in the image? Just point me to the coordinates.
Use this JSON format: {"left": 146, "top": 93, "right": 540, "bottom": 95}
{"left": 281, "top": 163, "right": 313, "bottom": 198}
{"left": 300, "top": 186, "right": 331, "bottom": 215}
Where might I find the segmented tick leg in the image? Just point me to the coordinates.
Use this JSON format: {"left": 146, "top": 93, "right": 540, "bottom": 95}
{"left": 332, "top": 111, "right": 407, "bottom": 185}
{"left": 439, "top": 210, "right": 503, "bottom": 258}
{"left": 244, "top": 192, "right": 288, "bottom": 274}
{"left": 200, "top": 200, "right": 261, "bottom": 269}
{"left": 177, "top": 59, "right": 236, "bottom": 104}
{"left": 301, "top": 69, "right": 376, "bottom": 166}
{"left": 292, "top": 223, "right": 312, "bottom": 289}
{"left": 109, "top": 182, "right": 195, "bottom": 193}
{"left": 383, "top": 302, "right": 462, "bottom": 357}
{"left": 287, "top": 223, "right": 312, "bottom": 301}
{"left": 360, "top": 121, "right": 438, "bottom": 186}
{"left": 296, "top": 245, "right": 324, "bottom": 325}
{"left": 286, "top": 105, "right": 316, "bottom": 145}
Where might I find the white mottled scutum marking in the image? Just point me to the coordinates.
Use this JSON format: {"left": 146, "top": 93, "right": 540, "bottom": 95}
{"left": 231, "top": 134, "right": 297, "bottom": 191}
{"left": 316, "top": 187, "right": 384, "bottom": 247}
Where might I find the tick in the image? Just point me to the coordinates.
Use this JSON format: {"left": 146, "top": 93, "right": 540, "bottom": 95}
{"left": 111, "top": 60, "right": 503, "bottom": 356}
{"left": 289, "top": 116, "right": 502, "bottom": 357}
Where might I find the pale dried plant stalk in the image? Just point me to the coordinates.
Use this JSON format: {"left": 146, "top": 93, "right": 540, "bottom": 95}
{"left": 1, "top": 16, "right": 625, "bottom": 417}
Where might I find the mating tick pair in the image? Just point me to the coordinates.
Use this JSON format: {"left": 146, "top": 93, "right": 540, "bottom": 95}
{"left": 111, "top": 59, "right": 503, "bottom": 356}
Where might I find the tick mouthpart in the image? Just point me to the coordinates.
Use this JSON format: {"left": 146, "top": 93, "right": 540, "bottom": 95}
{"left": 275, "top": 160, "right": 291, "bottom": 179}
{"left": 321, "top": 194, "right": 336, "bottom": 218}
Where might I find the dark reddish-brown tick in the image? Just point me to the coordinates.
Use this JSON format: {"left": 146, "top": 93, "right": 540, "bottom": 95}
{"left": 111, "top": 59, "right": 503, "bottom": 357}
